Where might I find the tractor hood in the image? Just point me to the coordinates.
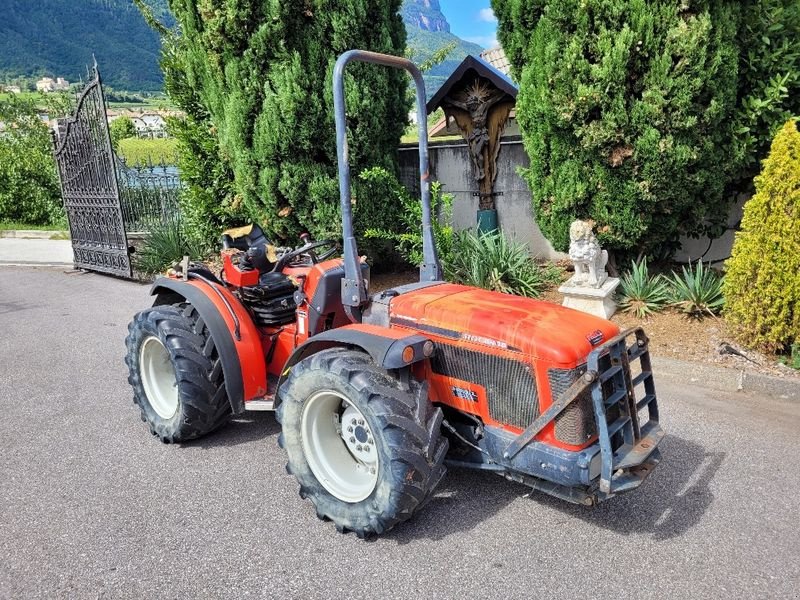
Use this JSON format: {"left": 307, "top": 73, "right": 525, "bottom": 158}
{"left": 389, "top": 283, "right": 620, "bottom": 366}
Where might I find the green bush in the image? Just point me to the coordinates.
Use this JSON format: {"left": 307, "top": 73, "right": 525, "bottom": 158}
{"left": 669, "top": 260, "right": 725, "bottom": 318}
{"left": 109, "top": 116, "right": 137, "bottom": 150}
{"left": 493, "top": 0, "right": 741, "bottom": 257}
{"left": 734, "top": 1, "right": 800, "bottom": 181}
{"left": 363, "top": 168, "right": 454, "bottom": 269}
{"left": 724, "top": 120, "right": 800, "bottom": 352}
{"left": 618, "top": 259, "right": 671, "bottom": 319}
{"left": 0, "top": 95, "right": 66, "bottom": 226}
{"left": 446, "top": 230, "right": 561, "bottom": 298}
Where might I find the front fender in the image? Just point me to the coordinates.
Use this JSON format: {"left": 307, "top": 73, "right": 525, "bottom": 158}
{"left": 150, "top": 277, "right": 267, "bottom": 414}
{"left": 276, "top": 323, "right": 432, "bottom": 405}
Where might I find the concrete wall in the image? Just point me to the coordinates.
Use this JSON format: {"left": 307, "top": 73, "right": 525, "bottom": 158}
{"left": 672, "top": 193, "right": 749, "bottom": 266}
{"left": 398, "top": 137, "right": 564, "bottom": 259}
{"left": 400, "top": 137, "right": 745, "bottom": 264}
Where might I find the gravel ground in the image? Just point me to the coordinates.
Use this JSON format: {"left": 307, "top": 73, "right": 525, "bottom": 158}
{"left": 1, "top": 266, "right": 799, "bottom": 599}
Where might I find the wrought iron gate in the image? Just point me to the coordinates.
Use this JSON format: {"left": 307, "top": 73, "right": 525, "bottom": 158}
{"left": 53, "top": 64, "right": 132, "bottom": 278}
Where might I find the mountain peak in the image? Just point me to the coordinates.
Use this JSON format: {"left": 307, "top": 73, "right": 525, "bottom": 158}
{"left": 401, "top": 0, "right": 451, "bottom": 33}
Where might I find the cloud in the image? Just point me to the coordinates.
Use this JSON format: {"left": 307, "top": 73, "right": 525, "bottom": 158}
{"left": 464, "top": 35, "right": 499, "bottom": 49}
{"left": 477, "top": 8, "right": 497, "bottom": 23}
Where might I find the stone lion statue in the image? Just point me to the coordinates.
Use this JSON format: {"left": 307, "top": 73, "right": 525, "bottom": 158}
{"left": 568, "top": 220, "right": 608, "bottom": 288}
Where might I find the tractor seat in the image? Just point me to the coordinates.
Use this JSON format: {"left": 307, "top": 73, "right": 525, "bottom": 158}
{"left": 221, "top": 224, "right": 270, "bottom": 252}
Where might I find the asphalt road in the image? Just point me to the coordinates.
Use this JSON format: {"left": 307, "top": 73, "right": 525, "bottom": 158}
{"left": 1, "top": 266, "right": 799, "bottom": 599}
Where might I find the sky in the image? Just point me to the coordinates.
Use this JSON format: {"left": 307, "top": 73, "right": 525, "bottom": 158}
{"left": 439, "top": 0, "right": 498, "bottom": 49}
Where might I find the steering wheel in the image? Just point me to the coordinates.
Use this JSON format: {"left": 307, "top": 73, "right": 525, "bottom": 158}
{"left": 271, "top": 239, "right": 339, "bottom": 272}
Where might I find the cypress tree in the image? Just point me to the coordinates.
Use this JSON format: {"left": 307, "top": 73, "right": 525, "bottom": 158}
{"left": 723, "top": 120, "right": 800, "bottom": 353}
{"left": 165, "top": 1, "right": 408, "bottom": 244}
{"left": 492, "top": 0, "right": 741, "bottom": 257}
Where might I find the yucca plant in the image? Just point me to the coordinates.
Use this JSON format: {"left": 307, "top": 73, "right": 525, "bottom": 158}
{"left": 133, "top": 218, "right": 211, "bottom": 276}
{"left": 669, "top": 260, "right": 725, "bottom": 318}
{"left": 445, "top": 230, "right": 561, "bottom": 297}
{"left": 617, "top": 259, "right": 671, "bottom": 319}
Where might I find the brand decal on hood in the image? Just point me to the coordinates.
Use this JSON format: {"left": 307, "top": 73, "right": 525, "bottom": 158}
{"left": 460, "top": 332, "right": 511, "bottom": 349}
{"left": 390, "top": 317, "right": 522, "bottom": 352}
{"left": 587, "top": 329, "right": 604, "bottom": 346}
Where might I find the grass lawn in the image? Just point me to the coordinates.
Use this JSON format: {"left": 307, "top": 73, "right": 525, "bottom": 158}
{"left": 117, "top": 137, "right": 178, "bottom": 166}
{"left": 0, "top": 221, "right": 64, "bottom": 231}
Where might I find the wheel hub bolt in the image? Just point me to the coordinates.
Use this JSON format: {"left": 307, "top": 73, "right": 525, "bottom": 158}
{"left": 358, "top": 419, "right": 364, "bottom": 426}
{"left": 356, "top": 445, "right": 363, "bottom": 452}
{"left": 351, "top": 418, "right": 357, "bottom": 425}
{"left": 364, "top": 445, "right": 370, "bottom": 452}
{"left": 347, "top": 426, "right": 353, "bottom": 433}
{"left": 350, "top": 436, "right": 356, "bottom": 443}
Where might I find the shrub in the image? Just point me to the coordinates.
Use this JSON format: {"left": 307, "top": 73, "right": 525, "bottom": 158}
{"left": 446, "top": 230, "right": 561, "bottom": 297}
{"left": 363, "top": 168, "right": 454, "bottom": 269}
{"left": 0, "top": 95, "right": 66, "bottom": 226}
{"left": 724, "top": 120, "right": 800, "bottom": 352}
{"left": 133, "top": 219, "right": 211, "bottom": 276}
{"left": 109, "top": 116, "right": 137, "bottom": 150}
{"left": 734, "top": 1, "right": 800, "bottom": 181}
{"left": 669, "top": 260, "right": 725, "bottom": 318}
{"left": 493, "top": 0, "right": 741, "bottom": 257}
{"left": 617, "top": 259, "right": 671, "bottom": 319}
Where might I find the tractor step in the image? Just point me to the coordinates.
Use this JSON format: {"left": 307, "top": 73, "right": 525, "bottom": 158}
{"left": 243, "top": 375, "right": 279, "bottom": 411}
{"left": 612, "top": 421, "right": 665, "bottom": 470}
{"left": 244, "top": 399, "right": 275, "bottom": 411}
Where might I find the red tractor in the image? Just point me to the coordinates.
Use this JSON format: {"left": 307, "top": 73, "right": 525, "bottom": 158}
{"left": 125, "top": 51, "right": 664, "bottom": 537}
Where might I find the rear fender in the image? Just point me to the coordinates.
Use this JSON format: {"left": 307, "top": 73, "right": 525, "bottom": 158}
{"left": 150, "top": 277, "right": 267, "bottom": 414}
{"left": 275, "top": 323, "right": 432, "bottom": 406}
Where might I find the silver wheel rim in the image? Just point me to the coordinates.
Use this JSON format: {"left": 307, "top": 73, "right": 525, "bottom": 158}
{"left": 300, "top": 390, "right": 378, "bottom": 503}
{"left": 139, "top": 336, "right": 179, "bottom": 420}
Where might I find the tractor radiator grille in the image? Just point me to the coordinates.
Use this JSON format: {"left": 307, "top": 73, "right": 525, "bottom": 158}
{"left": 548, "top": 366, "right": 597, "bottom": 446}
{"left": 431, "top": 345, "right": 539, "bottom": 430}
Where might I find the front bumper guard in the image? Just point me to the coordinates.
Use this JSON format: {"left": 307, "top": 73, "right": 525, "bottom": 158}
{"left": 502, "top": 327, "right": 664, "bottom": 501}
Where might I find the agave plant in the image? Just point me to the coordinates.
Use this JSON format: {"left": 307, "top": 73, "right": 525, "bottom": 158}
{"left": 617, "top": 258, "right": 671, "bottom": 318}
{"left": 669, "top": 260, "right": 725, "bottom": 318}
{"left": 133, "top": 218, "right": 211, "bottom": 276}
{"left": 445, "top": 230, "right": 561, "bottom": 297}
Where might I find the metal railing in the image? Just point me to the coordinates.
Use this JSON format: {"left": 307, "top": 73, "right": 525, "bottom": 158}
{"left": 115, "top": 157, "right": 182, "bottom": 233}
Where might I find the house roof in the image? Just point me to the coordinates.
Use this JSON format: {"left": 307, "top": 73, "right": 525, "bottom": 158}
{"left": 479, "top": 47, "right": 511, "bottom": 76}
{"left": 426, "top": 54, "right": 518, "bottom": 114}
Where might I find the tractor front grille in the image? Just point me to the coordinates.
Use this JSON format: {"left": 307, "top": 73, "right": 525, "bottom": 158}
{"left": 431, "top": 345, "right": 539, "bottom": 430}
{"left": 548, "top": 366, "right": 597, "bottom": 446}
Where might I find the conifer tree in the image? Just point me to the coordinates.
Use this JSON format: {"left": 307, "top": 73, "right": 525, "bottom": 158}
{"left": 165, "top": 1, "right": 408, "bottom": 243}
{"left": 492, "top": 0, "right": 741, "bottom": 256}
{"left": 723, "top": 120, "right": 800, "bottom": 353}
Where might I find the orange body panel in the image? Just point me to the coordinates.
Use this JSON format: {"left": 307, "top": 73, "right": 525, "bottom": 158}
{"left": 183, "top": 279, "right": 268, "bottom": 401}
{"left": 389, "top": 284, "right": 620, "bottom": 449}
{"left": 217, "top": 253, "right": 618, "bottom": 452}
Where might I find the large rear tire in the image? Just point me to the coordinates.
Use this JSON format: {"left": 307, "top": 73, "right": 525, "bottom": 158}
{"left": 277, "top": 348, "right": 447, "bottom": 537}
{"left": 125, "top": 302, "right": 231, "bottom": 443}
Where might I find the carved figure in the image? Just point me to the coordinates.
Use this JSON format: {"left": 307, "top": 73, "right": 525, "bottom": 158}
{"left": 444, "top": 79, "right": 508, "bottom": 183}
{"left": 568, "top": 220, "right": 608, "bottom": 288}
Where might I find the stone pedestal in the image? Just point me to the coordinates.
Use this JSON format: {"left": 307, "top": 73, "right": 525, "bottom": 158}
{"left": 559, "top": 277, "right": 620, "bottom": 319}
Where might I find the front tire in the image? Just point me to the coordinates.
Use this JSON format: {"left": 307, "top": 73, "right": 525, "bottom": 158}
{"left": 125, "top": 303, "right": 231, "bottom": 443}
{"left": 277, "top": 348, "right": 448, "bottom": 538}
